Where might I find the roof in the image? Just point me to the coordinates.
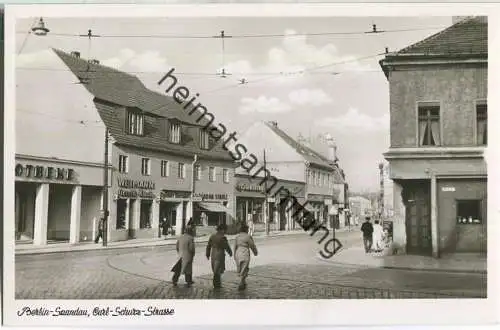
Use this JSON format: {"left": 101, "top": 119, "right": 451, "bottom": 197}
{"left": 54, "top": 49, "right": 232, "bottom": 161}
{"left": 380, "top": 17, "right": 487, "bottom": 77}
{"left": 264, "top": 122, "right": 337, "bottom": 171}
{"left": 53, "top": 49, "right": 211, "bottom": 127}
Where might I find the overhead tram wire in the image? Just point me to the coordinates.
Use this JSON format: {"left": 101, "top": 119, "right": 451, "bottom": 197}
{"left": 15, "top": 26, "right": 449, "bottom": 40}
{"left": 17, "top": 18, "right": 39, "bottom": 55}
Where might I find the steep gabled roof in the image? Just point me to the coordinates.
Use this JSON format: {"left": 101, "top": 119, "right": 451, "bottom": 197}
{"left": 394, "top": 17, "right": 486, "bottom": 57}
{"left": 264, "top": 122, "right": 333, "bottom": 170}
{"left": 53, "top": 49, "right": 211, "bottom": 127}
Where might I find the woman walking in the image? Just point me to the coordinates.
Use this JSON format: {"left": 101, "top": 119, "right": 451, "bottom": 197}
{"left": 234, "top": 224, "right": 258, "bottom": 291}
{"left": 206, "top": 224, "right": 232, "bottom": 289}
{"left": 372, "top": 220, "right": 385, "bottom": 253}
{"left": 171, "top": 225, "right": 195, "bottom": 287}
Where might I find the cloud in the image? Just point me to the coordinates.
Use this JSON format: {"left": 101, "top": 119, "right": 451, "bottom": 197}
{"left": 315, "top": 107, "right": 389, "bottom": 132}
{"left": 101, "top": 48, "right": 171, "bottom": 73}
{"left": 288, "top": 88, "right": 333, "bottom": 106}
{"left": 239, "top": 96, "right": 291, "bottom": 114}
{"left": 17, "top": 49, "right": 59, "bottom": 68}
{"left": 223, "top": 29, "right": 375, "bottom": 85}
{"left": 101, "top": 48, "right": 136, "bottom": 69}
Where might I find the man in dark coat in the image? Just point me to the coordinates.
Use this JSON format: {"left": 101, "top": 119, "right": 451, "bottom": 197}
{"left": 94, "top": 211, "right": 105, "bottom": 244}
{"left": 361, "top": 216, "right": 374, "bottom": 253}
{"left": 206, "top": 224, "right": 232, "bottom": 289}
{"left": 171, "top": 225, "right": 196, "bottom": 287}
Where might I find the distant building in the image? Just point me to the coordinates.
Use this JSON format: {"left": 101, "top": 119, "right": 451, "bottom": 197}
{"left": 349, "top": 196, "right": 372, "bottom": 224}
{"left": 380, "top": 17, "right": 487, "bottom": 256}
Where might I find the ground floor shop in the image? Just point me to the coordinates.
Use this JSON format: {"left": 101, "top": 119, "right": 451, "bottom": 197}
{"left": 386, "top": 149, "right": 487, "bottom": 257}
{"left": 14, "top": 156, "right": 105, "bottom": 246}
{"left": 192, "top": 192, "right": 233, "bottom": 227}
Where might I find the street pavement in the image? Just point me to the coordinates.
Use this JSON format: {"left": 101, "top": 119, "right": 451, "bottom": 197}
{"left": 15, "top": 230, "right": 486, "bottom": 299}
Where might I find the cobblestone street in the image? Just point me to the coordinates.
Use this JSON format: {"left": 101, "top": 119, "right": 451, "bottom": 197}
{"left": 16, "top": 232, "right": 487, "bottom": 299}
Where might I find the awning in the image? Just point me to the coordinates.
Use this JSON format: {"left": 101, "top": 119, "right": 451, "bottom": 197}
{"left": 197, "top": 202, "right": 230, "bottom": 213}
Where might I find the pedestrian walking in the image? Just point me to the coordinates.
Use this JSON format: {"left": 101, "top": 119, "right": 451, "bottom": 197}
{"left": 171, "top": 225, "right": 195, "bottom": 287}
{"left": 372, "top": 220, "right": 385, "bottom": 252}
{"left": 360, "top": 216, "right": 374, "bottom": 253}
{"left": 206, "top": 224, "right": 233, "bottom": 289}
{"left": 161, "top": 217, "right": 170, "bottom": 239}
{"left": 233, "top": 224, "right": 258, "bottom": 291}
{"left": 94, "top": 212, "right": 105, "bottom": 244}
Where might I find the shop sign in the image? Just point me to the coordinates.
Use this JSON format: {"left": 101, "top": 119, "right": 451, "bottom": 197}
{"left": 307, "top": 194, "right": 325, "bottom": 202}
{"left": 324, "top": 199, "right": 333, "bottom": 205}
{"left": 117, "top": 178, "right": 155, "bottom": 190}
{"left": 236, "top": 183, "right": 264, "bottom": 193}
{"left": 193, "top": 193, "right": 228, "bottom": 201}
{"left": 267, "top": 197, "right": 275, "bottom": 203}
{"left": 160, "top": 190, "right": 191, "bottom": 200}
{"left": 442, "top": 187, "right": 456, "bottom": 192}
{"left": 118, "top": 189, "right": 155, "bottom": 199}
{"left": 15, "top": 163, "right": 74, "bottom": 181}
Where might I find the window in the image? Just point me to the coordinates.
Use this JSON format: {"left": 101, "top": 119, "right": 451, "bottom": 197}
{"left": 161, "top": 160, "right": 169, "bottom": 177}
{"left": 477, "top": 103, "right": 487, "bottom": 145}
{"left": 418, "top": 104, "right": 441, "bottom": 146}
{"left": 118, "top": 155, "right": 128, "bottom": 173}
{"left": 140, "top": 200, "right": 152, "bottom": 229}
{"left": 178, "top": 163, "right": 186, "bottom": 179}
{"left": 223, "top": 169, "right": 230, "bottom": 183}
{"left": 316, "top": 171, "right": 320, "bottom": 186}
{"left": 209, "top": 167, "right": 216, "bottom": 182}
{"left": 199, "top": 129, "right": 210, "bottom": 150}
{"left": 141, "top": 158, "right": 151, "bottom": 176}
{"left": 457, "top": 200, "right": 482, "bottom": 224}
{"left": 312, "top": 171, "right": 316, "bottom": 185}
{"left": 116, "top": 199, "right": 127, "bottom": 229}
{"left": 127, "top": 110, "right": 144, "bottom": 136}
{"left": 169, "top": 122, "right": 181, "bottom": 144}
{"left": 194, "top": 165, "right": 201, "bottom": 181}
{"left": 318, "top": 173, "right": 322, "bottom": 187}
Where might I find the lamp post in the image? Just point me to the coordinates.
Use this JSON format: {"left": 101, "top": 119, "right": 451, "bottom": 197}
{"left": 102, "top": 128, "right": 109, "bottom": 247}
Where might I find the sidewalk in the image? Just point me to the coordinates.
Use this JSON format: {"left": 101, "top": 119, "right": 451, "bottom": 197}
{"left": 319, "top": 245, "right": 487, "bottom": 274}
{"left": 15, "top": 229, "right": 306, "bottom": 255}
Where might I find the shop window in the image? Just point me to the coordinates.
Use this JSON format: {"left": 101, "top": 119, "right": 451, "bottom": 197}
{"left": 141, "top": 158, "right": 151, "bottom": 176}
{"left": 178, "top": 163, "right": 186, "bottom": 179}
{"left": 169, "top": 122, "right": 181, "bottom": 144}
{"left": 126, "top": 109, "right": 144, "bottom": 136}
{"left": 199, "top": 129, "right": 210, "bottom": 150}
{"left": 116, "top": 199, "right": 127, "bottom": 229}
{"left": 477, "top": 103, "right": 487, "bottom": 145}
{"left": 418, "top": 104, "right": 441, "bottom": 146}
{"left": 161, "top": 160, "right": 169, "bottom": 177}
{"left": 209, "top": 167, "right": 216, "bottom": 182}
{"left": 140, "top": 200, "right": 152, "bottom": 229}
{"left": 118, "top": 155, "right": 128, "bottom": 173}
{"left": 223, "top": 168, "right": 229, "bottom": 183}
{"left": 194, "top": 165, "right": 201, "bottom": 181}
{"left": 456, "top": 200, "right": 482, "bottom": 224}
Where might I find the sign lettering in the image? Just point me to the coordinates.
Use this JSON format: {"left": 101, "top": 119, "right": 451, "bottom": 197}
{"left": 15, "top": 164, "right": 74, "bottom": 181}
{"left": 192, "top": 193, "right": 228, "bottom": 201}
{"left": 117, "top": 178, "right": 155, "bottom": 190}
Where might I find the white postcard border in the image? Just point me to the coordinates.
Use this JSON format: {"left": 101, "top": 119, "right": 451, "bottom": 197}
{"left": 3, "top": 3, "right": 500, "bottom": 326}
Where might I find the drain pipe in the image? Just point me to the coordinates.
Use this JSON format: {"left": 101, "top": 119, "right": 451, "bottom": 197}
{"left": 190, "top": 154, "right": 198, "bottom": 228}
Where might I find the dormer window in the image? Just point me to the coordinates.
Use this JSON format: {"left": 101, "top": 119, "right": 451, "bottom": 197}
{"left": 199, "top": 129, "right": 210, "bottom": 150}
{"left": 169, "top": 122, "right": 181, "bottom": 144}
{"left": 126, "top": 109, "right": 144, "bottom": 136}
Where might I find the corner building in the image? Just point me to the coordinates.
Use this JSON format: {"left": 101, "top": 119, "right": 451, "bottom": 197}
{"left": 379, "top": 17, "right": 487, "bottom": 256}
{"left": 55, "top": 49, "right": 236, "bottom": 242}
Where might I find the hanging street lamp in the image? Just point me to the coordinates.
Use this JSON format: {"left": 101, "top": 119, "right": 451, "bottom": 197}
{"left": 31, "top": 18, "right": 50, "bottom": 36}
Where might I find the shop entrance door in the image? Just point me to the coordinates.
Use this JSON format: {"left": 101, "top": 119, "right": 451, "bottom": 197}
{"left": 405, "top": 181, "right": 432, "bottom": 255}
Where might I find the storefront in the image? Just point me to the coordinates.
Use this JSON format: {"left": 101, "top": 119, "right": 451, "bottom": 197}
{"left": 158, "top": 190, "right": 190, "bottom": 236}
{"left": 235, "top": 177, "right": 266, "bottom": 224}
{"left": 306, "top": 194, "right": 329, "bottom": 225}
{"left": 271, "top": 180, "right": 307, "bottom": 231}
{"left": 111, "top": 176, "right": 158, "bottom": 240}
{"left": 193, "top": 192, "right": 232, "bottom": 226}
{"left": 15, "top": 155, "right": 105, "bottom": 246}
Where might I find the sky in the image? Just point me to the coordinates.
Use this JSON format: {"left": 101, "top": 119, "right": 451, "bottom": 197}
{"left": 15, "top": 16, "right": 453, "bottom": 192}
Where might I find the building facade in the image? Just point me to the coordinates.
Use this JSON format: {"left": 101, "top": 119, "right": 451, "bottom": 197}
{"left": 54, "top": 49, "right": 236, "bottom": 243}
{"left": 234, "top": 121, "right": 346, "bottom": 231}
{"left": 379, "top": 17, "right": 487, "bottom": 256}
{"left": 15, "top": 154, "right": 107, "bottom": 245}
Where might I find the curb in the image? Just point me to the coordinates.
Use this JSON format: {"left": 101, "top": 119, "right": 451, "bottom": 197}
{"left": 317, "top": 255, "right": 487, "bottom": 275}
{"left": 15, "top": 231, "right": 305, "bottom": 256}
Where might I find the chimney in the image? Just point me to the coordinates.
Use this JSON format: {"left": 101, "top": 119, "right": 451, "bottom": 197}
{"left": 268, "top": 121, "right": 278, "bottom": 127}
{"left": 325, "top": 133, "right": 338, "bottom": 163}
{"left": 89, "top": 59, "right": 100, "bottom": 65}
{"left": 70, "top": 51, "right": 81, "bottom": 58}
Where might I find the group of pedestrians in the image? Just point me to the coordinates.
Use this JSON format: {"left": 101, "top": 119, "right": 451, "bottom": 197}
{"left": 360, "top": 216, "right": 386, "bottom": 253}
{"left": 170, "top": 222, "right": 258, "bottom": 291}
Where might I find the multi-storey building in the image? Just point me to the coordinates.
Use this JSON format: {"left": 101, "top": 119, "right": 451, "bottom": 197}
{"left": 234, "top": 121, "right": 345, "bottom": 231}
{"left": 379, "top": 17, "right": 487, "bottom": 256}
{"left": 53, "top": 49, "right": 236, "bottom": 242}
